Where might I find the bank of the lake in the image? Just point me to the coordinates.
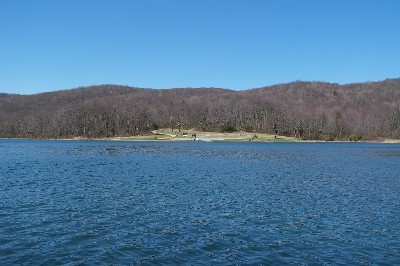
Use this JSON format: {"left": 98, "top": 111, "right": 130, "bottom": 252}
{"left": 96, "top": 129, "right": 400, "bottom": 143}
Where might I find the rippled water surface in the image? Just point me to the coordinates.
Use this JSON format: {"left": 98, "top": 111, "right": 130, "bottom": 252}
{"left": 1, "top": 140, "right": 399, "bottom": 265}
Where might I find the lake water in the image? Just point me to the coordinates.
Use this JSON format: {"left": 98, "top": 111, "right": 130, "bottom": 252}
{"left": 0, "top": 140, "right": 399, "bottom": 265}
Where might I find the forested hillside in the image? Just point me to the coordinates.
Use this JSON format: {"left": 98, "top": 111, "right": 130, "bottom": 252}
{"left": 1, "top": 79, "right": 400, "bottom": 140}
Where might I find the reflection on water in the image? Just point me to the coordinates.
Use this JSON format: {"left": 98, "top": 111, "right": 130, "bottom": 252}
{"left": 0, "top": 140, "right": 399, "bottom": 264}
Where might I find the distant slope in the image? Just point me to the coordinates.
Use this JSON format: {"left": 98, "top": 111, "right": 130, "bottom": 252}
{"left": 1, "top": 79, "right": 399, "bottom": 140}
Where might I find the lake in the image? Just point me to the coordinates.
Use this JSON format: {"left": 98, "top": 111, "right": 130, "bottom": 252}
{"left": 0, "top": 140, "right": 399, "bottom": 265}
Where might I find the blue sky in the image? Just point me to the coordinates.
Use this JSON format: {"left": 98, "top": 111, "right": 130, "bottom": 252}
{"left": 1, "top": 0, "right": 399, "bottom": 94}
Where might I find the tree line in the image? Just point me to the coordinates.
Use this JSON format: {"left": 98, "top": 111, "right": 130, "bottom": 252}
{"left": 1, "top": 79, "right": 399, "bottom": 140}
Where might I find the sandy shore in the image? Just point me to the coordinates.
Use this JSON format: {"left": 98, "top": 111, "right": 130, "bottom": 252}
{"left": 3, "top": 130, "right": 399, "bottom": 143}
{"left": 107, "top": 130, "right": 400, "bottom": 143}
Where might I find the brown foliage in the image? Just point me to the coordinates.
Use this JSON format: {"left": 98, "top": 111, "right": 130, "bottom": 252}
{"left": 1, "top": 79, "right": 399, "bottom": 140}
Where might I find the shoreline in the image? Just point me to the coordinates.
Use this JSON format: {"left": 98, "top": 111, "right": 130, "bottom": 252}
{"left": 2, "top": 130, "right": 399, "bottom": 143}
{"left": 99, "top": 129, "right": 400, "bottom": 143}
{"left": 1, "top": 138, "right": 399, "bottom": 143}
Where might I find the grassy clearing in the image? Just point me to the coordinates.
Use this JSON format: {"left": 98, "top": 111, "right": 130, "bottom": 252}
{"left": 95, "top": 130, "right": 399, "bottom": 143}
{"left": 99, "top": 128, "right": 301, "bottom": 142}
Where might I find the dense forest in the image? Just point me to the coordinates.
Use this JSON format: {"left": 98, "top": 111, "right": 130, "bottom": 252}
{"left": 1, "top": 78, "right": 400, "bottom": 140}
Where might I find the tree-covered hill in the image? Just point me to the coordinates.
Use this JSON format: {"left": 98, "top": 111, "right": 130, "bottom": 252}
{"left": 1, "top": 79, "right": 399, "bottom": 140}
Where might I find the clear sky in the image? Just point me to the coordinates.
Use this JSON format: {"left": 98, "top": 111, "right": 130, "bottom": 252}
{"left": 1, "top": 0, "right": 399, "bottom": 94}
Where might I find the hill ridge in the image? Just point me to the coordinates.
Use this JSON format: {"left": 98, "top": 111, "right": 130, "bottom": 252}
{"left": 1, "top": 78, "right": 399, "bottom": 140}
